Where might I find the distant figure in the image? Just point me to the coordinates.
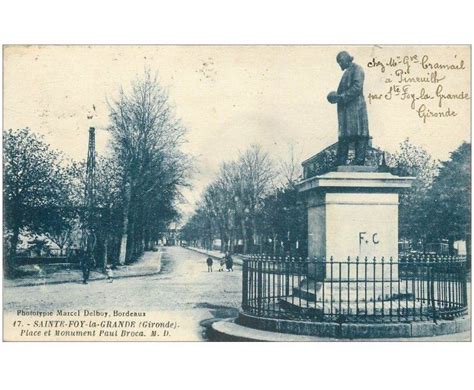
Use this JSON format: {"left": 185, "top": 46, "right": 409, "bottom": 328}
{"left": 327, "top": 51, "right": 370, "bottom": 166}
{"left": 206, "top": 256, "right": 213, "bottom": 272}
{"left": 225, "top": 253, "right": 233, "bottom": 272}
{"left": 80, "top": 252, "right": 91, "bottom": 284}
{"left": 219, "top": 257, "right": 225, "bottom": 272}
{"left": 105, "top": 265, "right": 114, "bottom": 282}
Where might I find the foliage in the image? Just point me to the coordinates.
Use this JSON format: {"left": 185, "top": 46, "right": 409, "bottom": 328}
{"left": 107, "top": 70, "right": 191, "bottom": 262}
{"left": 181, "top": 144, "right": 307, "bottom": 255}
{"left": 3, "top": 71, "right": 192, "bottom": 274}
{"left": 3, "top": 128, "right": 71, "bottom": 261}
{"left": 386, "top": 139, "right": 439, "bottom": 243}
{"left": 428, "top": 142, "right": 471, "bottom": 246}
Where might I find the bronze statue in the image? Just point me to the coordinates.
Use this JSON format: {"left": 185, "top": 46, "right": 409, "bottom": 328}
{"left": 327, "top": 51, "right": 369, "bottom": 166}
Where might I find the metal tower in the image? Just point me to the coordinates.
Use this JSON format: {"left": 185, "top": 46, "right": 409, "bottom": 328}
{"left": 85, "top": 127, "right": 96, "bottom": 219}
{"left": 82, "top": 126, "right": 97, "bottom": 264}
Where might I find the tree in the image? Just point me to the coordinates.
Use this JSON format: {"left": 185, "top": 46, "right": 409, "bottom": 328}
{"left": 107, "top": 70, "right": 191, "bottom": 263}
{"left": 40, "top": 159, "right": 85, "bottom": 256}
{"left": 3, "top": 128, "right": 69, "bottom": 274}
{"left": 278, "top": 142, "right": 303, "bottom": 187}
{"left": 428, "top": 142, "right": 471, "bottom": 254}
{"left": 92, "top": 157, "right": 124, "bottom": 267}
{"left": 180, "top": 211, "right": 208, "bottom": 248}
{"left": 237, "top": 145, "right": 275, "bottom": 253}
{"left": 388, "top": 139, "right": 439, "bottom": 245}
{"left": 261, "top": 186, "right": 307, "bottom": 256}
{"left": 192, "top": 162, "right": 240, "bottom": 253}
{"left": 260, "top": 145, "right": 307, "bottom": 256}
{"left": 41, "top": 206, "right": 77, "bottom": 256}
{"left": 182, "top": 144, "right": 278, "bottom": 255}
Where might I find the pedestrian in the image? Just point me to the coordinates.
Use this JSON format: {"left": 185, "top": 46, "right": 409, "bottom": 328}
{"left": 219, "top": 257, "right": 225, "bottom": 272}
{"left": 225, "top": 253, "right": 233, "bottom": 272}
{"left": 80, "top": 252, "right": 91, "bottom": 284}
{"left": 105, "top": 264, "right": 114, "bottom": 282}
{"left": 206, "top": 256, "right": 213, "bottom": 272}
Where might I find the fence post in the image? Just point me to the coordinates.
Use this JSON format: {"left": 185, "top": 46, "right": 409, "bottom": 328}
{"left": 429, "top": 256, "right": 437, "bottom": 324}
{"left": 257, "top": 260, "right": 263, "bottom": 315}
{"left": 285, "top": 259, "right": 290, "bottom": 297}
{"left": 242, "top": 260, "right": 248, "bottom": 310}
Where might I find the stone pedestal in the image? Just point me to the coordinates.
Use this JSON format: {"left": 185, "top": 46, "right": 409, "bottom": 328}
{"left": 298, "top": 167, "right": 413, "bottom": 281}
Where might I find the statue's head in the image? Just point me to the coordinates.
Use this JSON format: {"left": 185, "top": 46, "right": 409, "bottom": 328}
{"left": 336, "top": 51, "right": 354, "bottom": 70}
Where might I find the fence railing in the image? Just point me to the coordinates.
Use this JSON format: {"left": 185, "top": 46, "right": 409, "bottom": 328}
{"left": 14, "top": 249, "right": 82, "bottom": 265}
{"left": 242, "top": 255, "right": 468, "bottom": 323}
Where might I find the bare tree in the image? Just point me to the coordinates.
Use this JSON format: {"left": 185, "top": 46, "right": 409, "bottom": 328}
{"left": 238, "top": 144, "right": 275, "bottom": 253}
{"left": 183, "top": 144, "right": 276, "bottom": 255}
{"left": 278, "top": 142, "right": 303, "bottom": 188}
{"left": 107, "top": 70, "right": 190, "bottom": 263}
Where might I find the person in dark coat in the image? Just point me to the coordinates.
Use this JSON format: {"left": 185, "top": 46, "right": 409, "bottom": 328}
{"left": 225, "top": 253, "right": 233, "bottom": 272}
{"left": 80, "top": 251, "right": 91, "bottom": 284}
{"left": 206, "top": 256, "right": 213, "bottom": 272}
{"left": 327, "top": 51, "right": 370, "bottom": 166}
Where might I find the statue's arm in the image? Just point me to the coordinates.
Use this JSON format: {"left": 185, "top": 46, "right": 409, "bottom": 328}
{"left": 339, "top": 66, "right": 364, "bottom": 104}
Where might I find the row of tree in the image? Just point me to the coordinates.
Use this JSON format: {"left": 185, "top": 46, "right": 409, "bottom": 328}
{"left": 182, "top": 139, "right": 471, "bottom": 257}
{"left": 394, "top": 140, "right": 471, "bottom": 253}
{"left": 181, "top": 144, "right": 307, "bottom": 255}
{"left": 3, "top": 71, "right": 191, "bottom": 276}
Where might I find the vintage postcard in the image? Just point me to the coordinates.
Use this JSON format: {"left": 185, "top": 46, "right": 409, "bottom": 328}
{"left": 2, "top": 45, "right": 471, "bottom": 341}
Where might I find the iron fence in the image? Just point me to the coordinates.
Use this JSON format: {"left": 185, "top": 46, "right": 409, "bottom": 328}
{"left": 242, "top": 255, "right": 468, "bottom": 323}
{"left": 14, "top": 249, "right": 82, "bottom": 265}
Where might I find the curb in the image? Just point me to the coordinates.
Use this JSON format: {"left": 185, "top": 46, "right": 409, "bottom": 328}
{"left": 210, "top": 319, "right": 334, "bottom": 342}
{"left": 235, "top": 312, "right": 471, "bottom": 340}
{"left": 211, "top": 317, "right": 471, "bottom": 341}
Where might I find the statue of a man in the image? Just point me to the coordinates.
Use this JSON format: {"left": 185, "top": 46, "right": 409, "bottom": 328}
{"left": 327, "top": 51, "right": 369, "bottom": 166}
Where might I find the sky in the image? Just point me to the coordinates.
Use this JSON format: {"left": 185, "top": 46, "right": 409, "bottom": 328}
{"left": 3, "top": 45, "right": 471, "bottom": 218}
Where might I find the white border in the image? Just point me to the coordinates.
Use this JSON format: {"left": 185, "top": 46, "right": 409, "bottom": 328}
{"left": 1, "top": 1, "right": 473, "bottom": 390}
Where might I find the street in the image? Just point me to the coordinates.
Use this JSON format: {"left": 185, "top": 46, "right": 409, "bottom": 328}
{"left": 3, "top": 247, "right": 242, "bottom": 341}
{"left": 4, "top": 247, "right": 470, "bottom": 341}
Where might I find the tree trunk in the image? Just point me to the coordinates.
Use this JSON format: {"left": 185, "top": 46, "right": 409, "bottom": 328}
{"left": 119, "top": 181, "right": 132, "bottom": 265}
{"left": 466, "top": 231, "right": 471, "bottom": 270}
{"left": 112, "top": 234, "right": 120, "bottom": 267}
{"left": 208, "top": 223, "right": 213, "bottom": 250}
{"left": 103, "top": 237, "right": 109, "bottom": 271}
{"left": 448, "top": 235, "right": 455, "bottom": 256}
{"left": 126, "top": 219, "right": 135, "bottom": 263}
{"left": 144, "top": 228, "right": 150, "bottom": 251}
{"left": 219, "top": 231, "right": 224, "bottom": 252}
{"left": 251, "top": 217, "right": 258, "bottom": 254}
{"left": 125, "top": 183, "right": 139, "bottom": 263}
{"left": 5, "top": 224, "right": 20, "bottom": 277}
{"left": 241, "top": 220, "right": 248, "bottom": 254}
{"left": 9, "top": 225, "right": 20, "bottom": 257}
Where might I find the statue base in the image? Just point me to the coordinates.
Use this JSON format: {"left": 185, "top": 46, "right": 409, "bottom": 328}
{"left": 297, "top": 169, "right": 414, "bottom": 264}
{"left": 336, "top": 165, "right": 378, "bottom": 173}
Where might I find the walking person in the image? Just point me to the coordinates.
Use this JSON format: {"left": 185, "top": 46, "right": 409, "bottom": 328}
{"left": 105, "top": 264, "right": 114, "bottom": 283}
{"left": 219, "top": 257, "right": 225, "bottom": 272}
{"left": 206, "top": 256, "right": 213, "bottom": 272}
{"left": 225, "top": 253, "right": 233, "bottom": 272}
{"left": 80, "top": 251, "right": 91, "bottom": 284}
